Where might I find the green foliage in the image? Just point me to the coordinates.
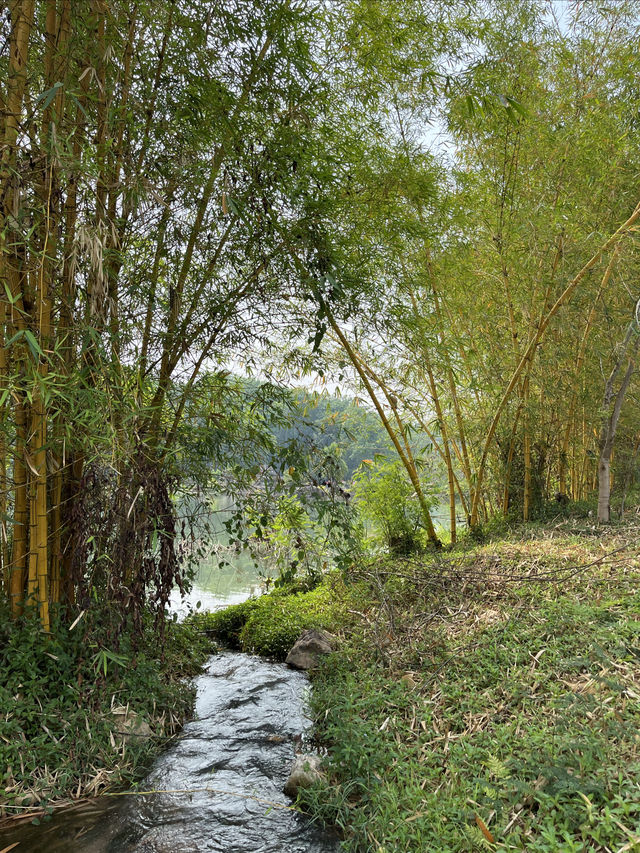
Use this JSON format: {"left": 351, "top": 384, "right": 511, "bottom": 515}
{"left": 191, "top": 579, "right": 344, "bottom": 659}
{"left": 0, "top": 608, "right": 212, "bottom": 812}
{"left": 245, "top": 494, "right": 322, "bottom": 586}
{"left": 239, "top": 585, "right": 338, "bottom": 658}
{"left": 179, "top": 378, "right": 362, "bottom": 585}
{"left": 352, "top": 457, "right": 433, "bottom": 554}
{"left": 6, "top": 0, "right": 640, "bottom": 825}
{"left": 269, "top": 390, "right": 394, "bottom": 478}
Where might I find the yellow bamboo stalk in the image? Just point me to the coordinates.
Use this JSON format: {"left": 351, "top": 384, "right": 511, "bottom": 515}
{"left": 405, "top": 282, "right": 458, "bottom": 539}
{"left": 523, "top": 375, "right": 531, "bottom": 521}
{"left": 404, "top": 402, "right": 470, "bottom": 519}
{"left": 423, "top": 360, "right": 457, "bottom": 542}
{"left": 424, "top": 250, "right": 476, "bottom": 509}
{"left": 0, "top": 297, "right": 8, "bottom": 592}
{"left": 26, "top": 0, "right": 60, "bottom": 632}
{"left": 325, "top": 318, "right": 441, "bottom": 545}
{"left": 3, "top": 0, "right": 36, "bottom": 615}
{"left": 10, "top": 400, "right": 28, "bottom": 613}
{"left": 470, "top": 199, "right": 640, "bottom": 526}
{"left": 558, "top": 243, "right": 621, "bottom": 495}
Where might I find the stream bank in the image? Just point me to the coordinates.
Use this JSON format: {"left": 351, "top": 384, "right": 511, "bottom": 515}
{"left": 0, "top": 562, "right": 343, "bottom": 852}
{"left": 198, "top": 524, "right": 640, "bottom": 851}
{"left": 0, "top": 649, "right": 340, "bottom": 852}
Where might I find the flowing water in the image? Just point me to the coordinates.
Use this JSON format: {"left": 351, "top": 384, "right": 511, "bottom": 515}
{"left": 1, "top": 540, "right": 340, "bottom": 852}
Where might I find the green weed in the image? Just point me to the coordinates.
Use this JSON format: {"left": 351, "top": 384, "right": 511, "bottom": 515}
{"left": 0, "top": 608, "right": 213, "bottom": 814}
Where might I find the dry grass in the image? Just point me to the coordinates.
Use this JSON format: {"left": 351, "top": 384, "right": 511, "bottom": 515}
{"left": 343, "top": 518, "right": 640, "bottom": 672}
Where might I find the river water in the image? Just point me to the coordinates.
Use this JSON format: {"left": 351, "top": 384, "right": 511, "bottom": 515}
{"left": 0, "top": 557, "right": 340, "bottom": 852}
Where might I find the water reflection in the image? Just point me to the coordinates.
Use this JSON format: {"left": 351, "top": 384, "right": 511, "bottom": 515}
{"left": 169, "top": 551, "right": 264, "bottom": 618}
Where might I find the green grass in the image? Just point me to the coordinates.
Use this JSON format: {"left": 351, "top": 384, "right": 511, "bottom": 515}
{"left": 298, "top": 521, "right": 640, "bottom": 851}
{"left": 0, "top": 608, "right": 213, "bottom": 816}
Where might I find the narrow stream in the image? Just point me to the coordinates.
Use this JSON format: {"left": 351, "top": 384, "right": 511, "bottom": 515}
{"left": 1, "top": 555, "right": 341, "bottom": 851}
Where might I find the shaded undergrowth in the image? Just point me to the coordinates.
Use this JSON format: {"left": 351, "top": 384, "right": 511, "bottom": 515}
{"left": 0, "top": 608, "right": 213, "bottom": 822}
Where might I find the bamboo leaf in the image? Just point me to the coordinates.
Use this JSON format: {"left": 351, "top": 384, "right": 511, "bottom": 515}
{"left": 226, "top": 195, "right": 240, "bottom": 217}
{"left": 505, "top": 95, "right": 528, "bottom": 117}
{"left": 2, "top": 282, "right": 20, "bottom": 305}
{"left": 24, "top": 330, "right": 44, "bottom": 359}
{"left": 5, "top": 330, "right": 24, "bottom": 348}
{"left": 465, "top": 94, "right": 476, "bottom": 118}
{"left": 24, "top": 451, "right": 40, "bottom": 477}
{"left": 36, "top": 81, "right": 63, "bottom": 110}
{"left": 68, "top": 92, "right": 89, "bottom": 120}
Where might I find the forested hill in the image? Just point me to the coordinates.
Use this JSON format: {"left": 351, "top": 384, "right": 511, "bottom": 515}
{"left": 269, "top": 389, "right": 394, "bottom": 479}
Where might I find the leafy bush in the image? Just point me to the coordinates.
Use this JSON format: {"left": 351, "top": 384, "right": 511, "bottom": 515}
{"left": 189, "top": 597, "right": 260, "bottom": 648}
{"left": 192, "top": 579, "right": 345, "bottom": 659}
{"left": 352, "top": 457, "right": 434, "bottom": 554}
{"left": 240, "top": 585, "right": 336, "bottom": 658}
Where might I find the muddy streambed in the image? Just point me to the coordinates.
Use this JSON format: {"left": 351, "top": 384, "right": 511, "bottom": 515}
{"left": 0, "top": 651, "right": 340, "bottom": 852}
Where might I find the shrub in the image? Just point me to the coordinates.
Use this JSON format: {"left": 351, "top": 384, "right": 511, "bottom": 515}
{"left": 192, "top": 579, "right": 344, "bottom": 659}
{"left": 352, "top": 457, "right": 434, "bottom": 554}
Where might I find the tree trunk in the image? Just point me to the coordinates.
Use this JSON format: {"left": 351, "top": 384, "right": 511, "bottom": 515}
{"left": 597, "top": 302, "right": 640, "bottom": 523}
{"left": 597, "top": 457, "right": 611, "bottom": 524}
{"left": 326, "top": 317, "right": 441, "bottom": 545}
{"left": 523, "top": 376, "right": 531, "bottom": 521}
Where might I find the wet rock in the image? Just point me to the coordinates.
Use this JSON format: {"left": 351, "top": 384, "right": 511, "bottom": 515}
{"left": 285, "top": 629, "right": 335, "bottom": 670}
{"left": 112, "top": 707, "right": 154, "bottom": 746}
{"left": 283, "top": 754, "right": 323, "bottom": 798}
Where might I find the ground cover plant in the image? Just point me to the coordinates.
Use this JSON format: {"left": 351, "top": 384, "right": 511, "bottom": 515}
{"left": 300, "top": 519, "right": 640, "bottom": 852}
{"left": 0, "top": 611, "right": 212, "bottom": 822}
{"left": 191, "top": 577, "right": 353, "bottom": 659}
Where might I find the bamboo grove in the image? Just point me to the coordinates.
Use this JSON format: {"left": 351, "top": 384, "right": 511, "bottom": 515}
{"left": 288, "top": 1, "right": 640, "bottom": 543}
{"left": 2, "top": 0, "right": 640, "bottom": 631}
{"left": 0, "top": 0, "right": 335, "bottom": 631}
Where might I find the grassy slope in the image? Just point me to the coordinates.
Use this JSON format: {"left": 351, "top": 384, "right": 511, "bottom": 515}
{"left": 155, "top": 519, "right": 640, "bottom": 851}
{"left": 293, "top": 520, "right": 640, "bottom": 852}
